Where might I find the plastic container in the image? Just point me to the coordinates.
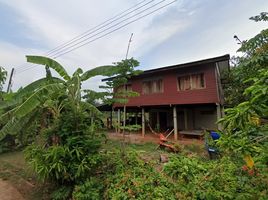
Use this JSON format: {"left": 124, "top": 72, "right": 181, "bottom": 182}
{"left": 210, "top": 131, "right": 220, "bottom": 140}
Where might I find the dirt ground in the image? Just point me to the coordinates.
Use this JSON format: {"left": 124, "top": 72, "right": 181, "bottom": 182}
{"left": 0, "top": 179, "right": 24, "bottom": 200}
{"left": 0, "top": 132, "right": 205, "bottom": 200}
{"left": 108, "top": 131, "right": 204, "bottom": 145}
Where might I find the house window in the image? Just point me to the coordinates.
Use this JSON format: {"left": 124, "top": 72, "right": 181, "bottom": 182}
{"left": 177, "top": 74, "right": 205, "bottom": 91}
{"left": 125, "top": 84, "right": 132, "bottom": 92}
{"left": 142, "top": 79, "right": 163, "bottom": 94}
{"left": 117, "top": 84, "right": 132, "bottom": 93}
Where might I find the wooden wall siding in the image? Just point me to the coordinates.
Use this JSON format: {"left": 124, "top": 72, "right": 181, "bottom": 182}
{"left": 114, "top": 63, "right": 219, "bottom": 107}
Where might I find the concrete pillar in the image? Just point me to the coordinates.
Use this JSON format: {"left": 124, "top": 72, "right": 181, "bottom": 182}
{"left": 117, "top": 109, "right": 121, "bottom": 133}
{"left": 142, "top": 108, "right": 145, "bottom": 137}
{"left": 216, "top": 103, "right": 222, "bottom": 130}
{"left": 173, "top": 106, "right": 178, "bottom": 140}
{"left": 135, "top": 112, "right": 138, "bottom": 124}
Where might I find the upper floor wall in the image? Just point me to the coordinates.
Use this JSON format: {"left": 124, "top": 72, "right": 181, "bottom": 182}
{"left": 115, "top": 63, "right": 221, "bottom": 107}
{"left": 110, "top": 55, "right": 230, "bottom": 108}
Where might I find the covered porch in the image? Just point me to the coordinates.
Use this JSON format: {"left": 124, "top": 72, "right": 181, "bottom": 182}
{"left": 101, "top": 103, "right": 223, "bottom": 140}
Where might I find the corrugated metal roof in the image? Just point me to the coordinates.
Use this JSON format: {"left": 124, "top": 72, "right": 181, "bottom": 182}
{"left": 102, "top": 54, "right": 230, "bottom": 81}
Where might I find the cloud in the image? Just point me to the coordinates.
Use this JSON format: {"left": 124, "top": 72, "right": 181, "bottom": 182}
{"left": 0, "top": 0, "right": 267, "bottom": 92}
{"left": 0, "top": 0, "right": 185, "bottom": 91}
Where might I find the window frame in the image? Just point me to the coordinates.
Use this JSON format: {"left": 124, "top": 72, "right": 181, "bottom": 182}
{"left": 142, "top": 78, "right": 164, "bottom": 95}
{"left": 177, "top": 73, "right": 206, "bottom": 91}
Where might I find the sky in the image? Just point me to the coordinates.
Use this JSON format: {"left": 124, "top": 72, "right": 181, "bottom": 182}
{"left": 0, "top": 0, "right": 267, "bottom": 91}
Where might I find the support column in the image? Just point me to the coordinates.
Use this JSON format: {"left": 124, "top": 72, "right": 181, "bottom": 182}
{"left": 135, "top": 112, "right": 138, "bottom": 124}
{"left": 117, "top": 109, "right": 121, "bottom": 133}
{"left": 173, "top": 106, "right": 178, "bottom": 141}
{"left": 216, "top": 103, "right": 222, "bottom": 130}
{"left": 142, "top": 108, "right": 145, "bottom": 137}
{"left": 123, "top": 106, "right": 126, "bottom": 133}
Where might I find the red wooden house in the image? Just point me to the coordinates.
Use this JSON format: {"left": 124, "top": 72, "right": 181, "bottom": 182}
{"left": 103, "top": 54, "right": 230, "bottom": 140}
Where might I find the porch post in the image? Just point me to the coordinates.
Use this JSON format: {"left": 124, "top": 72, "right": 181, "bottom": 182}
{"left": 216, "top": 103, "right": 222, "bottom": 130}
{"left": 173, "top": 106, "right": 178, "bottom": 140}
{"left": 123, "top": 105, "right": 126, "bottom": 133}
{"left": 142, "top": 107, "right": 145, "bottom": 137}
{"left": 117, "top": 109, "right": 121, "bottom": 133}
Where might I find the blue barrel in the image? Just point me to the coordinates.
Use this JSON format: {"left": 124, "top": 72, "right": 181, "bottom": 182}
{"left": 210, "top": 131, "right": 220, "bottom": 140}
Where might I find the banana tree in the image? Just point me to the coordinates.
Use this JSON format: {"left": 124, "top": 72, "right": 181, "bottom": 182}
{"left": 0, "top": 56, "right": 121, "bottom": 141}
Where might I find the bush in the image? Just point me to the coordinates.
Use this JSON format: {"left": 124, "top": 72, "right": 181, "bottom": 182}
{"left": 102, "top": 150, "right": 178, "bottom": 200}
{"left": 164, "top": 155, "right": 268, "bottom": 199}
{"left": 24, "top": 106, "right": 104, "bottom": 199}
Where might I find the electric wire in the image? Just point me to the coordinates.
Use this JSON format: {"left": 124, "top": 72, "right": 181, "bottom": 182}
{"left": 45, "top": 0, "right": 155, "bottom": 56}
{"left": 16, "top": 0, "right": 176, "bottom": 74}
{"left": 15, "top": 0, "right": 154, "bottom": 71}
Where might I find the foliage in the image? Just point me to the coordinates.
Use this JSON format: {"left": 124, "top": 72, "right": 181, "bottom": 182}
{"left": 98, "top": 58, "right": 142, "bottom": 105}
{"left": 0, "top": 66, "right": 7, "bottom": 93}
{"left": 51, "top": 186, "right": 73, "bottom": 200}
{"left": 103, "top": 150, "right": 178, "bottom": 200}
{"left": 0, "top": 55, "right": 123, "bottom": 148}
{"left": 223, "top": 12, "right": 268, "bottom": 107}
{"left": 24, "top": 105, "right": 102, "bottom": 182}
{"left": 119, "top": 124, "right": 141, "bottom": 132}
{"left": 164, "top": 155, "right": 268, "bottom": 199}
{"left": 215, "top": 13, "right": 268, "bottom": 199}
{"left": 72, "top": 178, "right": 103, "bottom": 200}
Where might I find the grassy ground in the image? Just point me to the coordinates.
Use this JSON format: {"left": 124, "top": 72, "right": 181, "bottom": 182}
{"left": 0, "top": 137, "right": 207, "bottom": 199}
{"left": 0, "top": 151, "right": 51, "bottom": 200}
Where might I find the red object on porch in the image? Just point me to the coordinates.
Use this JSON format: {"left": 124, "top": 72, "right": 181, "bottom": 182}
{"left": 159, "top": 133, "right": 167, "bottom": 142}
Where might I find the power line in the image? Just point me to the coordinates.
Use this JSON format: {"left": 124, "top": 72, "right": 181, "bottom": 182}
{"left": 16, "top": 0, "right": 176, "bottom": 74}
{"left": 45, "top": 0, "right": 155, "bottom": 56}
{"left": 15, "top": 0, "right": 155, "bottom": 72}
{"left": 50, "top": 0, "right": 168, "bottom": 59}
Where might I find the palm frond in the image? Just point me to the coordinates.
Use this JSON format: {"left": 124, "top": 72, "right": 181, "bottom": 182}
{"left": 0, "top": 77, "right": 64, "bottom": 111}
{"left": 0, "top": 112, "right": 37, "bottom": 141}
{"left": 14, "top": 83, "right": 64, "bottom": 118}
{"left": 81, "top": 65, "right": 119, "bottom": 81}
{"left": 80, "top": 102, "right": 102, "bottom": 116}
{"left": 26, "top": 55, "right": 71, "bottom": 81}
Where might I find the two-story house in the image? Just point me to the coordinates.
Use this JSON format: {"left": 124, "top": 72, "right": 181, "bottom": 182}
{"left": 103, "top": 54, "right": 230, "bottom": 140}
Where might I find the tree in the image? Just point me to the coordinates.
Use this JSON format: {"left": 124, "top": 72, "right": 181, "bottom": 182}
{"left": 0, "top": 56, "right": 122, "bottom": 143}
{"left": 223, "top": 12, "right": 268, "bottom": 107}
{"left": 0, "top": 66, "right": 7, "bottom": 99}
{"left": 219, "top": 12, "right": 268, "bottom": 158}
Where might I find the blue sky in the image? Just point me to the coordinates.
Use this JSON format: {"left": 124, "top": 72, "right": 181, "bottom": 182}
{"left": 0, "top": 0, "right": 267, "bottom": 91}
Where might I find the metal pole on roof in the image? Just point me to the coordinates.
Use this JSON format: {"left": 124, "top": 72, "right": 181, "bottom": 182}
{"left": 125, "top": 33, "right": 133, "bottom": 59}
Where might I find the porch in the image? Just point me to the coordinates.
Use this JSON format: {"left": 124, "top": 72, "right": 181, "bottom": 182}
{"left": 101, "top": 103, "right": 223, "bottom": 141}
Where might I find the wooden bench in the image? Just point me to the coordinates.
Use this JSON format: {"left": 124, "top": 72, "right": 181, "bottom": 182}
{"left": 179, "top": 130, "right": 204, "bottom": 140}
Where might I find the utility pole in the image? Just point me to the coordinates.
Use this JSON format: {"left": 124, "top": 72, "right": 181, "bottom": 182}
{"left": 7, "top": 68, "right": 14, "bottom": 93}
{"left": 123, "top": 33, "right": 134, "bottom": 134}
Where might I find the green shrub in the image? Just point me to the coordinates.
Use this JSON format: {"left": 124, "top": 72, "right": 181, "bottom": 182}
{"left": 164, "top": 155, "right": 268, "bottom": 199}
{"left": 103, "top": 151, "right": 178, "bottom": 200}
{"left": 72, "top": 178, "right": 103, "bottom": 200}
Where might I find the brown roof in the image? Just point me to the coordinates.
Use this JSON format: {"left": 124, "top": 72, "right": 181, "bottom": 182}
{"left": 102, "top": 54, "right": 230, "bottom": 81}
